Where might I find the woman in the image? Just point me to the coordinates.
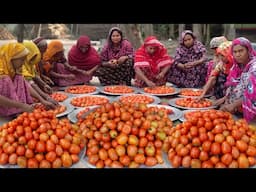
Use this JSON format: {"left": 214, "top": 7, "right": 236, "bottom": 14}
{"left": 167, "top": 30, "right": 208, "bottom": 88}
{"left": 206, "top": 36, "right": 228, "bottom": 82}
{"left": 216, "top": 37, "right": 256, "bottom": 122}
{"left": 68, "top": 35, "right": 101, "bottom": 84}
{"left": 199, "top": 41, "right": 233, "bottom": 99}
{"left": 22, "top": 41, "right": 58, "bottom": 105}
{"left": 43, "top": 40, "right": 88, "bottom": 87}
{"left": 95, "top": 27, "right": 134, "bottom": 86}
{"left": 134, "top": 36, "right": 173, "bottom": 87}
{"left": 0, "top": 43, "right": 55, "bottom": 117}
{"left": 32, "top": 37, "right": 54, "bottom": 87}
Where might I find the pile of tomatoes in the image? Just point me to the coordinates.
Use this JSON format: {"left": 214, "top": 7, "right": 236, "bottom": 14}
{"left": 50, "top": 92, "right": 68, "bottom": 102}
{"left": 104, "top": 85, "right": 134, "bottom": 94}
{"left": 76, "top": 108, "right": 91, "bottom": 120}
{"left": 0, "top": 109, "right": 86, "bottom": 168}
{"left": 71, "top": 96, "right": 109, "bottom": 107}
{"left": 34, "top": 104, "right": 67, "bottom": 116}
{"left": 77, "top": 102, "right": 174, "bottom": 168}
{"left": 165, "top": 109, "right": 256, "bottom": 168}
{"left": 175, "top": 98, "right": 212, "bottom": 108}
{"left": 144, "top": 86, "right": 175, "bottom": 94}
{"left": 180, "top": 89, "right": 203, "bottom": 96}
{"left": 119, "top": 95, "right": 154, "bottom": 104}
{"left": 65, "top": 85, "right": 96, "bottom": 94}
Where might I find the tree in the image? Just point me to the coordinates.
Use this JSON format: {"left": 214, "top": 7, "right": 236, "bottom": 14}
{"left": 119, "top": 24, "right": 143, "bottom": 49}
{"left": 178, "top": 24, "right": 185, "bottom": 39}
{"left": 142, "top": 24, "right": 154, "bottom": 37}
{"left": 223, "top": 24, "right": 236, "bottom": 40}
{"left": 169, "top": 24, "right": 175, "bottom": 39}
{"left": 193, "top": 24, "right": 202, "bottom": 42}
{"left": 17, "top": 24, "right": 24, "bottom": 43}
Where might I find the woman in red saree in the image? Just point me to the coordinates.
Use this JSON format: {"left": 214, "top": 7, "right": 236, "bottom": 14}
{"left": 68, "top": 35, "right": 101, "bottom": 84}
{"left": 134, "top": 36, "right": 174, "bottom": 87}
{"left": 43, "top": 40, "right": 92, "bottom": 87}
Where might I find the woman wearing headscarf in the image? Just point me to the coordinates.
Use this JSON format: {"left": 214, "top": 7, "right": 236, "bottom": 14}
{"left": 95, "top": 27, "right": 135, "bottom": 86}
{"left": 134, "top": 36, "right": 174, "bottom": 87}
{"left": 199, "top": 41, "right": 233, "bottom": 99}
{"left": 22, "top": 41, "right": 58, "bottom": 106}
{"left": 32, "top": 37, "right": 54, "bottom": 86}
{"left": 43, "top": 40, "right": 90, "bottom": 87}
{"left": 0, "top": 43, "right": 55, "bottom": 117}
{"left": 167, "top": 30, "right": 208, "bottom": 88}
{"left": 68, "top": 35, "right": 101, "bottom": 84}
{"left": 215, "top": 37, "right": 256, "bottom": 122}
{"left": 206, "top": 36, "right": 228, "bottom": 81}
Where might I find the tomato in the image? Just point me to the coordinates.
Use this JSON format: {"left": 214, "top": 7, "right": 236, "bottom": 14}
{"left": 237, "top": 154, "right": 249, "bottom": 168}
{"left": 199, "top": 151, "right": 209, "bottom": 161}
{"left": 39, "top": 160, "right": 51, "bottom": 168}
{"left": 115, "top": 145, "right": 126, "bottom": 157}
{"left": 228, "top": 160, "right": 239, "bottom": 168}
{"left": 36, "top": 141, "right": 46, "bottom": 153}
{"left": 25, "top": 148, "right": 34, "bottom": 159}
{"left": 110, "top": 161, "right": 124, "bottom": 168}
{"left": 52, "top": 158, "right": 62, "bottom": 168}
{"left": 181, "top": 156, "right": 191, "bottom": 168}
{"left": 27, "top": 158, "right": 39, "bottom": 168}
{"left": 145, "top": 157, "right": 157, "bottom": 167}
{"left": 231, "top": 146, "right": 240, "bottom": 159}
{"left": 210, "top": 142, "right": 221, "bottom": 155}
{"left": 201, "top": 161, "right": 214, "bottom": 168}
{"left": 108, "top": 148, "right": 118, "bottom": 161}
{"left": 0, "top": 153, "right": 9, "bottom": 165}
{"left": 226, "top": 136, "right": 235, "bottom": 146}
{"left": 202, "top": 141, "right": 212, "bottom": 152}
{"left": 221, "top": 153, "right": 233, "bottom": 166}
{"left": 246, "top": 146, "right": 256, "bottom": 156}
{"left": 191, "top": 159, "right": 201, "bottom": 168}
{"left": 119, "top": 155, "right": 131, "bottom": 166}
{"left": 60, "top": 139, "right": 71, "bottom": 150}
{"left": 17, "top": 156, "right": 27, "bottom": 168}
{"left": 61, "top": 152, "right": 73, "bottom": 167}
{"left": 236, "top": 140, "right": 248, "bottom": 152}
{"left": 116, "top": 134, "right": 128, "bottom": 145}
{"left": 69, "top": 144, "right": 81, "bottom": 155}
{"left": 190, "top": 147, "right": 200, "bottom": 159}
{"left": 16, "top": 145, "right": 26, "bottom": 156}
{"left": 134, "top": 154, "right": 146, "bottom": 164}
{"left": 127, "top": 145, "right": 138, "bottom": 157}
{"left": 221, "top": 141, "right": 232, "bottom": 154}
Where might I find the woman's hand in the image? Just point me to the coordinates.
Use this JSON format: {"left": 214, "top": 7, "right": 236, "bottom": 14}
{"left": 155, "top": 72, "right": 164, "bottom": 80}
{"left": 43, "top": 84, "right": 53, "bottom": 94}
{"left": 66, "top": 74, "right": 76, "bottom": 80}
{"left": 41, "top": 100, "right": 57, "bottom": 110}
{"left": 117, "top": 56, "right": 128, "bottom": 64}
{"left": 43, "top": 76, "right": 54, "bottom": 85}
{"left": 108, "top": 59, "right": 118, "bottom": 68}
{"left": 213, "top": 96, "right": 226, "bottom": 106}
{"left": 219, "top": 103, "right": 237, "bottom": 114}
{"left": 21, "top": 103, "right": 34, "bottom": 113}
{"left": 46, "top": 96, "right": 59, "bottom": 106}
{"left": 146, "top": 80, "right": 156, "bottom": 87}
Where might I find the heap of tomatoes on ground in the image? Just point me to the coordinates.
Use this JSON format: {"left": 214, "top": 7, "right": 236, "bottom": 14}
{"left": 164, "top": 109, "right": 256, "bottom": 168}
{"left": 65, "top": 85, "right": 96, "bottom": 94}
{"left": 144, "top": 86, "right": 175, "bottom": 94}
{"left": 176, "top": 98, "right": 212, "bottom": 108}
{"left": 77, "top": 102, "right": 174, "bottom": 168}
{"left": 0, "top": 109, "right": 86, "bottom": 168}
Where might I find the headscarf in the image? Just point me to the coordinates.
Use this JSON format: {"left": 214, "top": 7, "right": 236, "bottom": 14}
{"left": 210, "top": 36, "right": 228, "bottom": 49}
{"left": 0, "top": 43, "right": 29, "bottom": 79}
{"left": 134, "top": 36, "right": 173, "bottom": 74}
{"left": 68, "top": 35, "right": 101, "bottom": 70}
{"left": 175, "top": 30, "right": 206, "bottom": 62}
{"left": 100, "top": 27, "right": 134, "bottom": 61}
{"left": 225, "top": 37, "right": 256, "bottom": 86}
{"left": 215, "top": 41, "right": 233, "bottom": 74}
{"left": 22, "top": 41, "right": 41, "bottom": 79}
{"left": 43, "top": 40, "right": 64, "bottom": 62}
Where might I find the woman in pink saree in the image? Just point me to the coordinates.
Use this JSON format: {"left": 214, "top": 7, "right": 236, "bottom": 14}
{"left": 216, "top": 37, "right": 256, "bottom": 122}
{"left": 0, "top": 43, "right": 55, "bottom": 117}
{"left": 68, "top": 35, "right": 101, "bottom": 84}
